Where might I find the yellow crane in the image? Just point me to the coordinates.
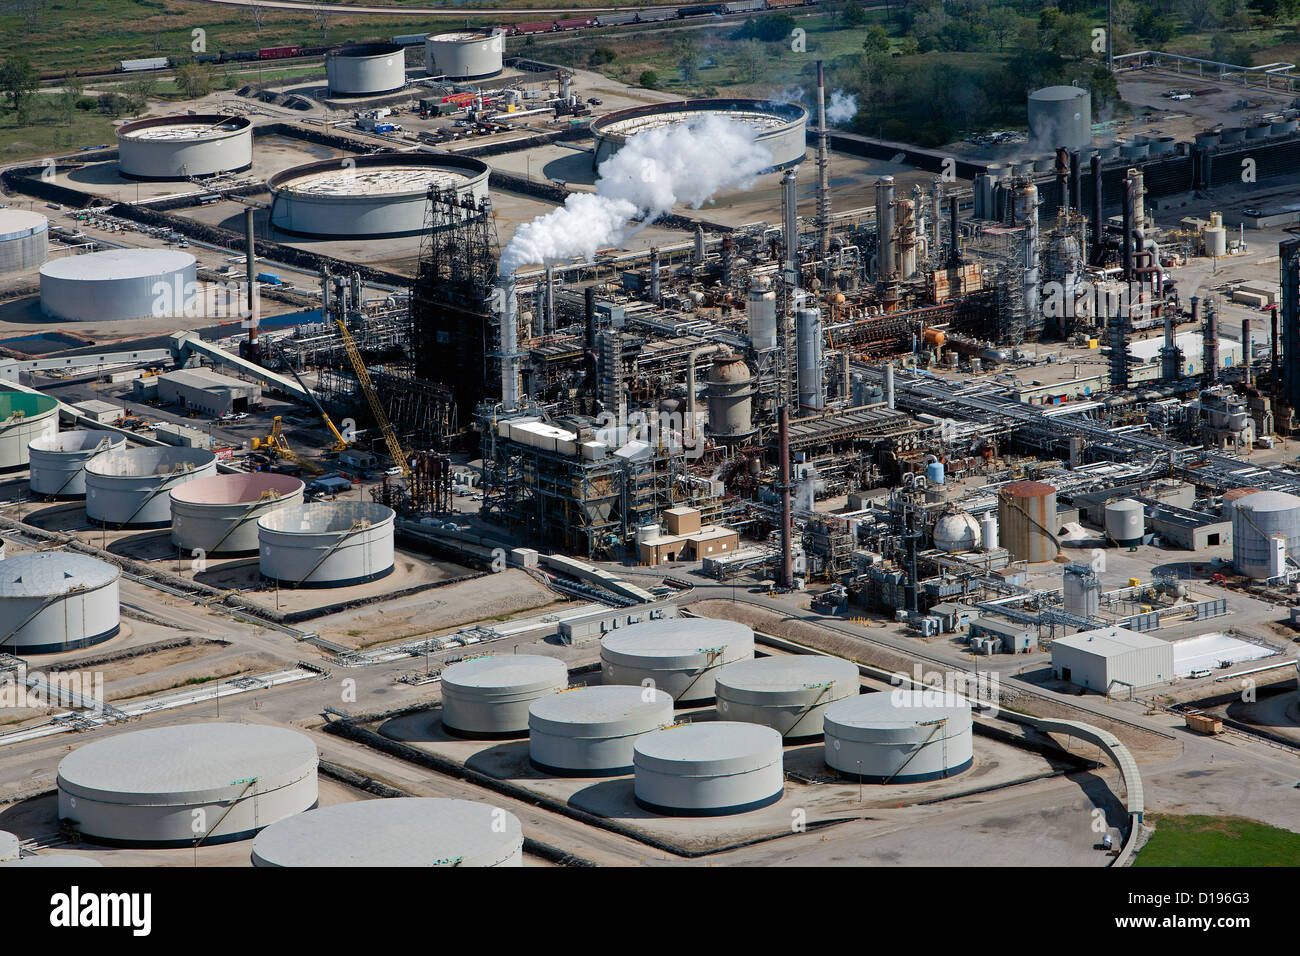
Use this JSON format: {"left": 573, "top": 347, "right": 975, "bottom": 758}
{"left": 251, "top": 416, "right": 323, "bottom": 475}
{"left": 282, "top": 358, "right": 349, "bottom": 452}
{"left": 335, "top": 319, "right": 411, "bottom": 477}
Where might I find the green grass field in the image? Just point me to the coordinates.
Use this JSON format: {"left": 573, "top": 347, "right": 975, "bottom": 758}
{"left": 1134, "top": 814, "right": 1300, "bottom": 867}
{"left": 0, "top": 95, "right": 120, "bottom": 158}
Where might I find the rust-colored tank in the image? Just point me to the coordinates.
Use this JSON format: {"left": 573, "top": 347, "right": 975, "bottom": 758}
{"left": 997, "top": 480, "right": 1059, "bottom": 563}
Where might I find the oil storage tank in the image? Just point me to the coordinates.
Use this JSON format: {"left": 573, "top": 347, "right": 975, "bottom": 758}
{"left": 440, "top": 654, "right": 568, "bottom": 738}
{"left": 326, "top": 42, "right": 407, "bottom": 97}
{"left": 257, "top": 501, "right": 394, "bottom": 587}
{"left": 0, "top": 209, "right": 48, "bottom": 274}
{"left": 57, "top": 723, "right": 318, "bottom": 846}
{"left": 1221, "top": 486, "right": 1262, "bottom": 520}
{"left": 425, "top": 29, "right": 505, "bottom": 80}
{"left": 1104, "top": 498, "right": 1145, "bottom": 547}
{"left": 633, "top": 721, "right": 784, "bottom": 816}
{"left": 1062, "top": 563, "right": 1101, "bottom": 618}
{"left": 0, "top": 552, "right": 120, "bottom": 653}
{"left": 28, "top": 431, "right": 124, "bottom": 498}
{"left": 85, "top": 446, "right": 217, "bottom": 528}
{"left": 997, "top": 480, "right": 1059, "bottom": 562}
{"left": 1028, "top": 86, "right": 1092, "bottom": 151}
{"left": 116, "top": 114, "right": 253, "bottom": 180}
{"left": 171, "top": 472, "right": 304, "bottom": 555}
{"left": 714, "top": 655, "right": 859, "bottom": 740}
{"left": 528, "top": 684, "right": 674, "bottom": 775}
{"left": 823, "top": 691, "right": 973, "bottom": 782}
{"left": 40, "top": 248, "right": 197, "bottom": 322}
{"left": 600, "top": 618, "right": 754, "bottom": 705}
{"left": 1232, "top": 490, "right": 1300, "bottom": 578}
{"left": 0, "top": 392, "right": 58, "bottom": 469}
{"left": 705, "top": 347, "right": 755, "bottom": 444}
{"left": 252, "top": 798, "right": 522, "bottom": 867}
{"left": 268, "top": 153, "right": 489, "bottom": 239}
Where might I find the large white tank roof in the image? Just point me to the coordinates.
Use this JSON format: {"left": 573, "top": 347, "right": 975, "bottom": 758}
{"left": 258, "top": 500, "right": 392, "bottom": 533}
{"left": 170, "top": 471, "right": 303, "bottom": 506}
{"left": 0, "top": 552, "right": 118, "bottom": 597}
{"left": 30, "top": 430, "right": 120, "bottom": 454}
{"left": 529, "top": 684, "right": 672, "bottom": 736}
{"left": 1236, "top": 490, "right": 1300, "bottom": 513}
{"left": 40, "top": 248, "right": 195, "bottom": 281}
{"left": 823, "top": 691, "right": 972, "bottom": 741}
{"left": 634, "top": 720, "right": 780, "bottom": 775}
{"left": 600, "top": 618, "right": 753, "bottom": 666}
{"left": 441, "top": 654, "right": 567, "bottom": 693}
{"left": 0, "top": 208, "right": 49, "bottom": 240}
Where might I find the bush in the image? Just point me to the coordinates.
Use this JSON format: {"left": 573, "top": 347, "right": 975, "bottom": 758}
{"left": 587, "top": 47, "right": 617, "bottom": 67}
{"left": 639, "top": 70, "right": 660, "bottom": 89}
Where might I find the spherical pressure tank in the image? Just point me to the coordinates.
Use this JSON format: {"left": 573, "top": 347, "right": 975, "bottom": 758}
{"left": 251, "top": 798, "right": 522, "bottom": 867}
{"left": 28, "top": 431, "right": 124, "bottom": 498}
{"left": 1028, "top": 86, "right": 1092, "bottom": 151}
{"left": 257, "top": 501, "right": 394, "bottom": 587}
{"left": 933, "top": 511, "right": 981, "bottom": 553}
{"left": 0, "top": 552, "right": 120, "bottom": 653}
{"left": 633, "top": 721, "right": 784, "bottom": 816}
{"left": 1104, "top": 498, "right": 1145, "bottom": 547}
{"left": 528, "top": 684, "right": 674, "bottom": 775}
{"left": 268, "top": 153, "right": 490, "bottom": 239}
{"left": 326, "top": 42, "right": 407, "bottom": 97}
{"left": 40, "top": 248, "right": 197, "bottom": 322}
{"left": 0, "top": 208, "right": 48, "bottom": 274}
{"left": 1232, "top": 490, "right": 1300, "bottom": 579}
{"left": 713, "top": 655, "right": 859, "bottom": 740}
{"left": 1221, "top": 486, "right": 1263, "bottom": 520}
{"left": 997, "top": 480, "right": 1059, "bottom": 563}
{"left": 0, "top": 391, "right": 58, "bottom": 469}
{"left": 600, "top": 618, "right": 755, "bottom": 705}
{"left": 171, "top": 472, "right": 304, "bottom": 556}
{"left": 823, "top": 691, "right": 973, "bottom": 783}
{"left": 116, "top": 114, "right": 253, "bottom": 180}
{"left": 425, "top": 29, "right": 505, "bottom": 80}
{"left": 85, "top": 446, "right": 217, "bottom": 528}
{"left": 440, "top": 654, "right": 569, "bottom": 738}
{"left": 705, "top": 348, "right": 755, "bottom": 443}
{"left": 57, "top": 723, "right": 318, "bottom": 847}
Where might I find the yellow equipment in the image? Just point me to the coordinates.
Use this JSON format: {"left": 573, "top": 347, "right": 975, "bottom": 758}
{"left": 251, "top": 416, "right": 322, "bottom": 475}
{"left": 335, "top": 319, "right": 410, "bottom": 477}
{"left": 283, "top": 359, "right": 349, "bottom": 452}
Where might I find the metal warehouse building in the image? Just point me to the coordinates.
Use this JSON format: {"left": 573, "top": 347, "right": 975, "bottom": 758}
{"left": 157, "top": 367, "right": 261, "bottom": 416}
{"left": 1051, "top": 626, "right": 1175, "bottom": 692}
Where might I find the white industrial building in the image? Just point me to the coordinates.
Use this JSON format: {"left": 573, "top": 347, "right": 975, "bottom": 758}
{"left": 1051, "top": 626, "right": 1175, "bottom": 692}
{"left": 157, "top": 367, "right": 261, "bottom": 417}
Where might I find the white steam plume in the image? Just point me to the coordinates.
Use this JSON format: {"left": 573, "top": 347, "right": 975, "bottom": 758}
{"left": 499, "top": 115, "right": 772, "bottom": 276}
{"left": 826, "top": 90, "right": 858, "bottom": 126}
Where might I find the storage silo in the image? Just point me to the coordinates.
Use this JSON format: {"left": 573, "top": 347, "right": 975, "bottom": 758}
{"left": 705, "top": 347, "right": 755, "bottom": 444}
{"left": 528, "top": 684, "right": 674, "bottom": 775}
{"left": 1232, "top": 490, "right": 1300, "bottom": 579}
{"left": 933, "top": 511, "right": 981, "bottom": 552}
{"left": 84, "top": 446, "right": 217, "bottom": 528}
{"left": 28, "top": 431, "right": 124, "bottom": 498}
{"left": 171, "top": 472, "right": 304, "bottom": 555}
{"left": 1104, "top": 498, "right": 1145, "bottom": 547}
{"left": 251, "top": 798, "right": 522, "bottom": 867}
{"left": 256, "top": 501, "right": 394, "bottom": 587}
{"left": 1062, "top": 563, "right": 1100, "bottom": 618}
{"left": 40, "top": 248, "right": 197, "bottom": 322}
{"left": 823, "top": 691, "right": 973, "bottom": 782}
{"left": 440, "top": 654, "right": 568, "bottom": 738}
{"left": 0, "top": 552, "right": 120, "bottom": 653}
{"left": 0, "top": 391, "right": 58, "bottom": 469}
{"left": 116, "top": 114, "right": 253, "bottom": 180}
{"left": 632, "top": 721, "right": 784, "bottom": 816}
{"left": 425, "top": 28, "right": 505, "bottom": 80}
{"left": 747, "top": 274, "right": 777, "bottom": 352}
{"left": 326, "top": 42, "right": 407, "bottom": 97}
{"left": 600, "top": 618, "right": 755, "bottom": 705}
{"left": 1028, "top": 85, "right": 1091, "bottom": 151}
{"left": 713, "top": 655, "right": 859, "bottom": 740}
{"left": 997, "top": 480, "right": 1059, "bottom": 562}
{"left": 57, "top": 723, "right": 319, "bottom": 846}
{"left": 0, "top": 208, "right": 48, "bottom": 274}
{"left": 1221, "top": 486, "right": 1262, "bottom": 521}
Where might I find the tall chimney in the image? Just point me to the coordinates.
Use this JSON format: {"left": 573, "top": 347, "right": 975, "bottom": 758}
{"left": 1242, "top": 317, "right": 1252, "bottom": 385}
{"left": 650, "top": 246, "right": 661, "bottom": 303}
{"left": 544, "top": 262, "right": 554, "bottom": 335}
{"left": 1121, "top": 176, "right": 1134, "bottom": 282}
{"left": 782, "top": 169, "right": 799, "bottom": 292}
{"left": 1055, "top": 147, "right": 1069, "bottom": 212}
{"left": 876, "top": 175, "right": 896, "bottom": 283}
{"left": 884, "top": 361, "right": 895, "bottom": 409}
{"left": 1069, "top": 149, "right": 1081, "bottom": 213}
{"left": 778, "top": 405, "right": 794, "bottom": 589}
{"left": 245, "top": 206, "right": 259, "bottom": 364}
{"left": 815, "top": 60, "right": 830, "bottom": 262}
{"left": 1090, "top": 154, "right": 1104, "bottom": 264}
{"left": 499, "top": 273, "right": 521, "bottom": 409}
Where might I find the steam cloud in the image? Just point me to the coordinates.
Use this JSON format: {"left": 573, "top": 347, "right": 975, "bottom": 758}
{"left": 826, "top": 90, "right": 858, "bottom": 126}
{"left": 499, "top": 115, "right": 773, "bottom": 276}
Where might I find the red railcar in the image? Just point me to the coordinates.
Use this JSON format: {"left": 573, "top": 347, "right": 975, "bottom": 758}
{"left": 512, "top": 20, "right": 556, "bottom": 35}
{"left": 259, "top": 46, "right": 302, "bottom": 60}
{"left": 554, "top": 17, "right": 596, "bottom": 29}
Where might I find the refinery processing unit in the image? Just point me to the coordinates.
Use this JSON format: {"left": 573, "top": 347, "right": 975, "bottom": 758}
{"left": 1, "top": 5, "right": 1300, "bottom": 914}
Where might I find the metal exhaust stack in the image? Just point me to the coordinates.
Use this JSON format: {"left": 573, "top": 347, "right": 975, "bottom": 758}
{"left": 650, "top": 246, "right": 661, "bottom": 303}
{"left": 499, "top": 272, "right": 521, "bottom": 410}
{"left": 815, "top": 60, "right": 830, "bottom": 263}
{"left": 1121, "top": 175, "right": 1134, "bottom": 281}
{"left": 949, "top": 196, "right": 961, "bottom": 267}
{"left": 1242, "top": 317, "right": 1252, "bottom": 385}
{"left": 796, "top": 306, "right": 824, "bottom": 413}
{"left": 884, "top": 362, "right": 894, "bottom": 410}
{"left": 544, "top": 263, "right": 554, "bottom": 335}
{"left": 782, "top": 169, "right": 799, "bottom": 291}
{"left": 876, "top": 175, "right": 895, "bottom": 283}
{"left": 778, "top": 405, "right": 793, "bottom": 589}
{"left": 245, "top": 206, "right": 259, "bottom": 365}
{"left": 1090, "top": 153, "right": 1104, "bottom": 264}
{"left": 1069, "top": 149, "right": 1081, "bottom": 213}
{"left": 1055, "top": 147, "right": 1069, "bottom": 212}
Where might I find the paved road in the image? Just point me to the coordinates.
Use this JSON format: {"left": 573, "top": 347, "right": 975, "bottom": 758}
{"left": 184, "top": 0, "right": 679, "bottom": 16}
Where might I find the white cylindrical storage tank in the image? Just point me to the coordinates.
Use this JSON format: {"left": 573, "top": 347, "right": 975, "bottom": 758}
{"left": 171, "top": 472, "right": 304, "bottom": 555}
{"left": 714, "top": 655, "right": 859, "bottom": 740}
{"left": 268, "top": 153, "right": 490, "bottom": 239}
{"left": 28, "top": 431, "right": 125, "bottom": 498}
{"left": 633, "top": 721, "right": 784, "bottom": 816}
{"left": 326, "top": 42, "right": 406, "bottom": 97}
{"left": 0, "top": 552, "right": 120, "bottom": 654}
{"left": 979, "top": 514, "right": 999, "bottom": 552}
{"left": 40, "top": 248, "right": 197, "bottom": 322}
{"left": 0, "top": 391, "right": 58, "bottom": 469}
{"left": 823, "top": 691, "right": 973, "bottom": 783}
{"left": 1221, "top": 486, "right": 1263, "bottom": 521}
{"left": 1232, "top": 490, "right": 1300, "bottom": 579}
{"left": 116, "top": 114, "right": 252, "bottom": 180}
{"left": 57, "top": 723, "right": 318, "bottom": 846}
{"left": 84, "top": 446, "right": 217, "bottom": 528}
{"left": 252, "top": 798, "right": 522, "bottom": 867}
{"left": 0, "top": 209, "right": 48, "bottom": 274}
{"left": 1205, "top": 225, "right": 1228, "bottom": 257}
{"left": 1104, "top": 498, "right": 1145, "bottom": 547}
{"left": 425, "top": 29, "right": 505, "bottom": 80}
{"left": 1027, "top": 85, "right": 1092, "bottom": 151}
{"left": 1062, "top": 563, "right": 1100, "bottom": 618}
{"left": 528, "top": 685, "right": 674, "bottom": 775}
{"left": 600, "top": 618, "right": 755, "bottom": 705}
{"left": 257, "top": 501, "right": 394, "bottom": 587}
{"left": 747, "top": 274, "right": 777, "bottom": 351}
{"left": 440, "top": 654, "right": 568, "bottom": 738}
{"left": 933, "top": 511, "right": 981, "bottom": 553}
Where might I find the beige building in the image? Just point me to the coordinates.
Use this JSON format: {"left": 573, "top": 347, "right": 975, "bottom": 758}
{"left": 638, "top": 506, "right": 740, "bottom": 565}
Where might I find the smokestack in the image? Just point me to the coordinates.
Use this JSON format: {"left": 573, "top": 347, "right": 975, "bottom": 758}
{"left": 778, "top": 405, "right": 793, "bottom": 589}
{"left": 650, "top": 247, "right": 661, "bottom": 303}
{"left": 876, "top": 175, "right": 895, "bottom": 283}
{"left": 1069, "top": 149, "right": 1081, "bottom": 213}
{"left": 1272, "top": 303, "right": 1281, "bottom": 405}
{"left": 499, "top": 273, "right": 521, "bottom": 409}
{"left": 815, "top": 60, "right": 830, "bottom": 262}
{"left": 320, "top": 265, "right": 331, "bottom": 318}
{"left": 782, "top": 169, "right": 798, "bottom": 291}
{"left": 796, "top": 306, "right": 824, "bottom": 413}
{"left": 932, "top": 179, "right": 942, "bottom": 251}
{"left": 1090, "top": 154, "right": 1103, "bottom": 264}
{"left": 1242, "top": 317, "right": 1252, "bottom": 385}
{"left": 948, "top": 197, "right": 961, "bottom": 268}
{"left": 1055, "top": 147, "right": 1069, "bottom": 212}
{"left": 1121, "top": 176, "right": 1134, "bottom": 282}
{"left": 884, "top": 361, "right": 894, "bottom": 409}
{"left": 544, "top": 263, "right": 554, "bottom": 335}
{"left": 1160, "top": 308, "right": 1182, "bottom": 382}
{"left": 693, "top": 225, "right": 705, "bottom": 265}
{"left": 245, "top": 206, "right": 258, "bottom": 364}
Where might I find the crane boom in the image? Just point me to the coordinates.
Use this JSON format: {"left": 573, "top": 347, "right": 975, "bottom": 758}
{"left": 335, "top": 319, "right": 410, "bottom": 477}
